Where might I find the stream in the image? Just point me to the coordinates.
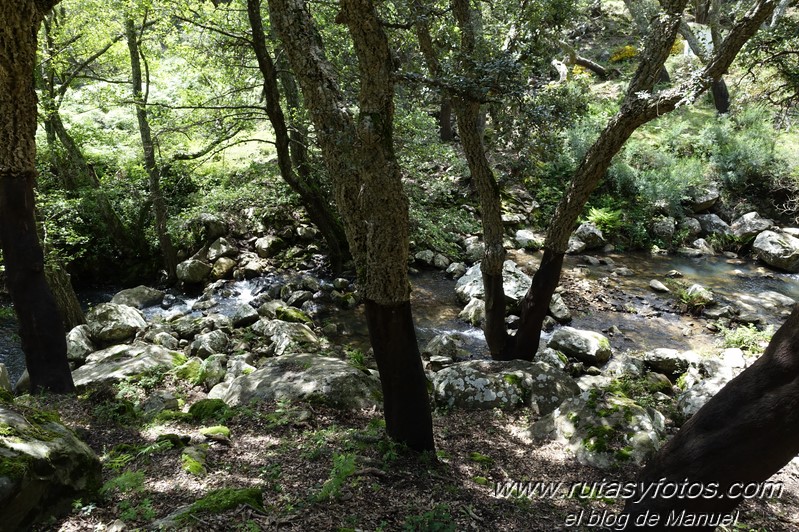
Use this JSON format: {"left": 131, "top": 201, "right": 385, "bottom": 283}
{"left": 1, "top": 250, "right": 797, "bottom": 386}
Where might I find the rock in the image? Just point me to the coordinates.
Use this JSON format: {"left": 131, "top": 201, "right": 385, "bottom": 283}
{"left": 227, "top": 303, "right": 258, "bottom": 328}
{"left": 432, "top": 360, "right": 579, "bottom": 414}
{"left": 414, "top": 250, "right": 435, "bottom": 265}
{"left": 15, "top": 371, "right": 30, "bottom": 394}
{"left": 529, "top": 392, "right": 666, "bottom": 469}
{"left": 140, "top": 390, "right": 179, "bottom": 416}
{"left": 445, "top": 262, "right": 467, "bottom": 279}
{"left": 677, "top": 218, "right": 702, "bottom": 241}
{"left": 514, "top": 229, "right": 543, "bottom": 250}
{"left": 177, "top": 259, "right": 212, "bottom": 284}
{"left": 251, "top": 319, "right": 319, "bottom": 356}
{"left": 254, "top": 235, "right": 286, "bottom": 258}
{"left": 459, "top": 298, "right": 486, "bottom": 326}
{"left": 237, "top": 254, "right": 266, "bottom": 278}
{"left": 332, "top": 278, "right": 350, "bottom": 291}
{"left": 548, "top": 327, "right": 612, "bottom": 366}
{"left": 433, "top": 253, "right": 450, "bottom": 269}
{"left": 686, "top": 185, "right": 720, "bottom": 213}
{"left": 573, "top": 223, "right": 605, "bottom": 250}
{"left": 275, "top": 307, "right": 313, "bottom": 325}
{"left": 201, "top": 354, "right": 228, "bottom": 388}
{"left": 757, "top": 290, "right": 796, "bottom": 308}
{"left": 641, "top": 348, "right": 700, "bottom": 375}
{"left": 455, "top": 260, "right": 531, "bottom": 308}
{"left": 190, "top": 330, "right": 230, "bottom": 359}
{"left": 534, "top": 348, "right": 568, "bottom": 370}
{"left": 331, "top": 290, "right": 357, "bottom": 309}
{"left": 462, "top": 236, "right": 485, "bottom": 264}
{"left": 173, "top": 357, "right": 204, "bottom": 385}
{"left": 86, "top": 303, "right": 147, "bottom": 345}
{"left": 549, "top": 293, "right": 571, "bottom": 323}
{"left": 207, "top": 237, "right": 238, "bottom": 262}
{"left": 676, "top": 246, "right": 704, "bottom": 258}
{"left": 211, "top": 257, "right": 237, "bottom": 280}
{"left": 678, "top": 373, "right": 733, "bottom": 416}
{"left": 694, "top": 214, "right": 732, "bottom": 239}
{"left": 66, "top": 325, "right": 95, "bottom": 364}
{"left": 731, "top": 212, "right": 773, "bottom": 241}
{"left": 196, "top": 213, "right": 227, "bottom": 241}
{"left": 209, "top": 352, "right": 381, "bottom": 409}
{"left": 226, "top": 355, "right": 257, "bottom": 380}
{"left": 602, "top": 353, "right": 645, "bottom": 378}
{"left": 111, "top": 285, "right": 165, "bottom": 309}
{"left": 566, "top": 237, "right": 586, "bottom": 254}
{"left": 286, "top": 290, "right": 313, "bottom": 308}
{"left": 651, "top": 217, "right": 676, "bottom": 244}
{"left": 753, "top": 230, "right": 799, "bottom": 272}
{"left": 0, "top": 364, "right": 11, "bottom": 394}
{"left": 649, "top": 280, "right": 670, "bottom": 293}
{"left": 182, "top": 445, "right": 208, "bottom": 476}
{"left": 0, "top": 404, "right": 101, "bottom": 530}
{"left": 685, "top": 283, "right": 714, "bottom": 306}
{"left": 72, "top": 343, "right": 184, "bottom": 387}
{"left": 692, "top": 238, "right": 715, "bottom": 255}
{"left": 613, "top": 267, "right": 635, "bottom": 276}
{"left": 296, "top": 225, "right": 318, "bottom": 240}
{"left": 422, "top": 334, "right": 466, "bottom": 360}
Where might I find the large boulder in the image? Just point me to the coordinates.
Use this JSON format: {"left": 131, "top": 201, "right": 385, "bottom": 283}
{"left": 514, "top": 229, "right": 543, "bottom": 250}
{"left": 86, "top": 303, "right": 147, "bottom": 345}
{"left": 110, "top": 285, "right": 165, "bottom": 309}
{"left": 190, "top": 330, "right": 230, "bottom": 359}
{"left": 548, "top": 327, "right": 612, "bottom": 366}
{"left": 211, "top": 257, "right": 237, "bottom": 280}
{"left": 176, "top": 259, "right": 212, "bottom": 284}
{"left": 731, "top": 212, "right": 773, "bottom": 242}
{"left": 651, "top": 216, "right": 676, "bottom": 245}
{"left": 641, "top": 348, "right": 700, "bottom": 376}
{"left": 459, "top": 298, "right": 486, "bottom": 326}
{"left": 251, "top": 319, "right": 319, "bottom": 356}
{"left": 530, "top": 392, "right": 666, "bottom": 469}
{"left": 71, "top": 343, "right": 184, "bottom": 387}
{"left": 207, "top": 237, "right": 238, "bottom": 262}
{"left": 455, "top": 260, "right": 531, "bottom": 307}
{"left": 0, "top": 404, "right": 101, "bottom": 530}
{"left": 686, "top": 185, "right": 720, "bottom": 213}
{"left": 66, "top": 325, "right": 95, "bottom": 365}
{"left": 208, "top": 353, "right": 381, "bottom": 409}
{"left": 254, "top": 235, "right": 286, "bottom": 258}
{"left": 432, "top": 360, "right": 579, "bottom": 414}
{"left": 549, "top": 293, "right": 571, "bottom": 323}
{"left": 573, "top": 222, "right": 605, "bottom": 250}
{"left": 753, "top": 230, "right": 799, "bottom": 272}
{"left": 694, "top": 214, "right": 732, "bottom": 239}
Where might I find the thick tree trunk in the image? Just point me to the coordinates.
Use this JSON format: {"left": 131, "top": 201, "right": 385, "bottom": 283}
{"left": 711, "top": 77, "right": 730, "bottom": 113}
{"left": 624, "top": 306, "right": 799, "bottom": 529}
{"left": 268, "top": 0, "right": 434, "bottom": 451}
{"left": 125, "top": 18, "right": 178, "bottom": 282}
{"left": 0, "top": 0, "right": 74, "bottom": 394}
{"left": 45, "top": 265, "right": 85, "bottom": 330}
{"left": 439, "top": 98, "right": 454, "bottom": 141}
{"left": 247, "top": 0, "right": 349, "bottom": 274}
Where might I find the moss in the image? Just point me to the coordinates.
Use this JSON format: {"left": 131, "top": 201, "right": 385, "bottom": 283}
{"left": 181, "top": 447, "right": 208, "bottom": 476}
{"left": 0, "top": 389, "right": 14, "bottom": 404}
{"left": 188, "top": 399, "right": 230, "bottom": 422}
{"left": 0, "top": 451, "right": 30, "bottom": 480}
{"left": 615, "top": 446, "right": 634, "bottom": 462}
{"left": 502, "top": 374, "right": 523, "bottom": 387}
{"left": 177, "top": 487, "right": 264, "bottom": 523}
{"left": 173, "top": 358, "right": 204, "bottom": 385}
{"left": 199, "top": 425, "right": 230, "bottom": 438}
{"left": 171, "top": 352, "right": 188, "bottom": 366}
{"left": 582, "top": 424, "right": 615, "bottom": 454}
{"left": 276, "top": 307, "right": 313, "bottom": 325}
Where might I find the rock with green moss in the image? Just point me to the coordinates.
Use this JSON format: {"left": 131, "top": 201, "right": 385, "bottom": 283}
{"left": 86, "top": 303, "right": 147, "bottom": 345}
{"left": 181, "top": 445, "right": 208, "bottom": 476}
{"left": 432, "top": 360, "right": 579, "bottom": 414}
{"left": 529, "top": 391, "right": 665, "bottom": 469}
{"left": 71, "top": 342, "right": 184, "bottom": 388}
{"left": 188, "top": 399, "right": 231, "bottom": 422}
{"left": 154, "top": 487, "right": 264, "bottom": 528}
{"left": 173, "top": 357, "right": 204, "bottom": 385}
{"left": 0, "top": 404, "right": 101, "bottom": 530}
{"left": 251, "top": 319, "right": 319, "bottom": 356}
{"left": 276, "top": 306, "right": 313, "bottom": 325}
{"left": 548, "top": 327, "right": 612, "bottom": 366}
{"left": 208, "top": 352, "right": 381, "bottom": 409}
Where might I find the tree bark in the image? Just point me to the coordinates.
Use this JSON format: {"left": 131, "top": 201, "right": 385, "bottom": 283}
{"left": 267, "top": 0, "right": 434, "bottom": 451}
{"left": 247, "top": 0, "right": 349, "bottom": 274}
{"left": 0, "top": 0, "right": 74, "bottom": 393}
{"left": 125, "top": 17, "right": 178, "bottom": 282}
{"left": 508, "top": 0, "right": 777, "bottom": 360}
{"left": 623, "top": 306, "right": 799, "bottom": 529}
{"left": 450, "top": 0, "right": 509, "bottom": 358}
{"left": 45, "top": 264, "right": 85, "bottom": 330}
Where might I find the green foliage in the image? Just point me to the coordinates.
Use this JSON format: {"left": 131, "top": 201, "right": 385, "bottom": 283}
{"left": 584, "top": 207, "right": 623, "bottom": 236}
{"left": 402, "top": 504, "right": 456, "bottom": 532}
{"left": 345, "top": 348, "right": 368, "bottom": 372}
{"left": 188, "top": 398, "right": 231, "bottom": 423}
{"left": 719, "top": 323, "right": 774, "bottom": 354}
{"left": 177, "top": 487, "right": 264, "bottom": 524}
{"left": 0, "top": 306, "right": 13, "bottom": 320}
{"left": 610, "top": 45, "right": 638, "bottom": 63}
{"left": 100, "top": 470, "right": 146, "bottom": 498}
{"left": 316, "top": 452, "right": 357, "bottom": 501}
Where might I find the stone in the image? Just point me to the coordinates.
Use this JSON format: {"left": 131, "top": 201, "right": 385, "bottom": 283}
{"left": 207, "top": 237, "right": 238, "bottom": 262}
{"left": 686, "top": 185, "right": 720, "bottom": 213}
{"left": 190, "top": 330, "right": 230, "bottom": 359}
{"left": 676, "top": 247, "right": 704, "bottom": 258}
{"left": 414, "top": 250, "right": 435, "bottom": 265}
{"left": 332, "top": 278, "right": 350, "bottom": 291}
{"left": 286, "top": 290, "right": 313, "bottom": 308}
{"left": 201, "top": 354, "right": 228, "bottom": 388}
{"left": 694, "top": 214, "right": 732, "bottom": 238}
{"left": 226, "top": 355, "right": 257, "bottom": 380}
{"left": 731, "top": 212, "right": 773, "bottom": 242}
{"left": 685, "top": 283, "right": 714, "bottom": 306}
{"left": 566, "top": 237, "right": 586, "bottom": 254}
{"left": 173, "top": 357, "right": 204, "bottom": 385}
{"left": 445, "top": 262, "right": 467, "bottom": 279}
{"left": 66, "top": 325, "right": 95, "bottom": 364}
{"left": 254, "top": 235, "right": 286, "bottom": 258}
{"left": 649, "top": 280, "right": 670, "bottom": 293}
{"left": 432, "top": 360, "right": 579, "bottom": 414}
{"left": 514, "top": 229, "right": 543, "bottom": 250}
{"left": 152, "top": 331, "right": 179, "bottom": 350}
{"left": 422, "top": 334, "right": 466, "bottom": 360}
{"left": 459, "top": 298, "right": 486, "bottom": 326}
{"left": 455, "top": 260, "right": 531, "bottom": 308}
{"left": 677, "top": 218, "right": 702, "bottom": 241}
{"left": 140, "top": 390, "right": 179, "bottom": 416}
{"left": 111, "top": 285, "right": 165, "bottom": 309}
{"left": 251, "top": 319, "right": 319, "bottom": 356}
{"left": 211, "top": 257, "right": 237, "bottom": 280}
{"left": 529, "top": 392, "right": 666, "bottom": 469}
{"left": 71, "top": 343, "right": 184, "bottom": 387}
{"left": 549, "top": 293, "right": 571, "bottom": 323}
{"left": 0, "top": 405, "right": 101, "bottom": 530}
{"left": 433, "top": 253, "right": 451, "bottom": 269}
{"left": 548, "top": 327, "right": 612, "bottom": 366}
{"left": 602, "top": 353, "right": 645, "bottom": 378}
{"left": 86, "top": 303, "right": 147, "bottom": 345}
{"left": 176, "top": 259, "right": 212, "bottom": 284}
{"left": 534, "top": 348, "right": 568, "bottom": 370}
{"left": 230, "top": 304, "right": 259, "bottom": 328}
{"left": 640, "top": 348, "right": 700, "bottom": 375}
{"left": 692, "top": 238, "right": 715, "bottom": 255}
{"left": 462, "top": 236, "right": 485, "bottom": 263}
{"left": 0, "top": 364, "right": 11, "bottom": 394}
{"left": 651, "top": 217, "right": 676, "bottom": 244}
{"left": 753, "top": 230, "right": 799, "bottom": 272}
{"left": 275, "top": 306, "right": 313, "bottom": 325}
{"left": 208, "top": 352, "right": 381, "bottom": 409}
{"left": 296, "top": 225, "right": 318, "bottom": 240}
{"left": 573, "top": 222, "right": 605, "bottom": 250}
{"left": 196, "top": 213, "right": 227, "bottom": 241}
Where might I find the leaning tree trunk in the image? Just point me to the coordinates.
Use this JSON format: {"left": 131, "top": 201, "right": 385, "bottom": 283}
{"left": 508, "top": 0, "right": 777, "bottom": 360}
{"left": 246, "top": 0, "right": 349, "bottom": 274}
{"left": 45, "top": 265, "right": 85, "bottom": 330}
{"left": 268, "top": 0, "right": 434, "bottom": 451}
{"left": 125, "top": 17, "right": 178, "bottom": 282}
{"left": 624, "top": 306, "right": 799, "bottom": 529}
{"left": 0, "top": 0, "right": 74, "bottom": 393}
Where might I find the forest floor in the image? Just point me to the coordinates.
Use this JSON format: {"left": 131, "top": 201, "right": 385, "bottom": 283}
{"left": 27, "top": 382, "right": 799, "bottom": 532}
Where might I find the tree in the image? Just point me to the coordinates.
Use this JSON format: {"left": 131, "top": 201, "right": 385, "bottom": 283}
{"left": 0, "top": 0, "right": 75, "bottom": 393}
{"left": 267, "top": 0, "right": 434, "bottom": 451}
{"left": 623, "top": 305, "right": 799, "bottom": 527}
{"left": 507, "top": 0, "right": 777, "bottom": 361}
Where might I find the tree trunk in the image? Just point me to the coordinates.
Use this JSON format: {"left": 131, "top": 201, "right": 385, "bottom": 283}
{"left": 623, "top": 306, "right": 799, "bottom": 529}
{"left": 439, "top": 98, "right": 454, "bottom": 141}
{"left": 711, "top": 77, "right": 730, "bottom": 113}
{"left": 0, "top": 0, "right": 74, "bottom": 394}
{"left": 45, "top": 265, "right": 85, "bottom": 330}
{"left": 125, "top": 17, "right": 178, "bottom": 282}
{"left": 267, "top": 0, "right": 434, "bottom": 451}
{"left": 246, "top": 0, "right": 349, "bottom": 274}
